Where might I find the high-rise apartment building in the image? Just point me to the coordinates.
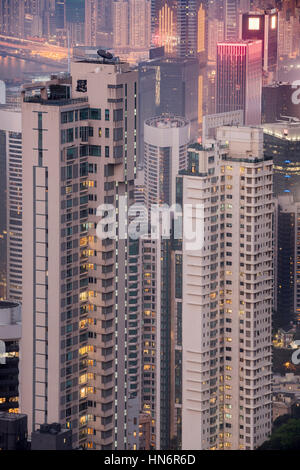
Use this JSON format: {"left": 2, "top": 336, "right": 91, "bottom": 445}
{"left": 216, "top": 40, "right": 263, "bottom": 125}
{"left": 20, "top": 56, "right": 139, "bottom": 450}
{"left": 174, "top": 126, "right": 273, "bottom": 450}
{"left": 0, "top": 109, "right": 22, "bottom": 302}
{"left": 85, "top": 0, "right": 113, "bottom": 47}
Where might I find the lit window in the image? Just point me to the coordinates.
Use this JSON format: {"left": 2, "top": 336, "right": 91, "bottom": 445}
{"left": 271, "top": 15, "right": 276, "bottom": 29}
{"left": 248, "top": 17, "right": 260, "bottom": 30}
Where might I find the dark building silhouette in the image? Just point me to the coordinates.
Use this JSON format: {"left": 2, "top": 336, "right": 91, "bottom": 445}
{"left": 0, "top": 412, "right": 28, "bottom": 450}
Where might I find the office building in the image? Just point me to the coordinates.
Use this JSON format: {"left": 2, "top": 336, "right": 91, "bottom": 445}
{"left": 0, "top": 109, "right": 22, "bottom": 302}
{"left": 21, "top": 55, "right": 139, "bottom": 450}
{"left": 240, "top": 10, "right": 278, "bottom": 83}
{"left": 263, "top": 121, "right": 300, "bottom": 197}
{"left": 216, "top": 40, "right": 263, "bottom": 125}
{"left": 174, "top": 126, "right": 273, "bottom": 449}
{"left": 0, "top": 301, "right": 21, "bottom": 414}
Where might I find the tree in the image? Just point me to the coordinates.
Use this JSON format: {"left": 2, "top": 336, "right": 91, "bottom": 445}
{"left": 258, "top": 419, "right": 300, "bottom": 450}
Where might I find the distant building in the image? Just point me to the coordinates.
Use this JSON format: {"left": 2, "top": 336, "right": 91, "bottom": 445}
{"left": 0, "top": 412, "right": 28, "bottom": 450}
{"left": 272, "top": 392, "right": 296, "bottom": 421}
{"left": 138, "top": 57, "right": 199, "bottom": 162}
{"left": 275, "top": 194, "right": 300, "bottom": 325}
{"left": 263, "top": 121, "right": 300, "bottom": 197}
{"left": 216, "top": 40, "right": 262, "bottom": 125}
{"left": 202, "top": 109, "right": 244, "bottom": 144}
{"left": 31, "top": 422, "right": 72, "bottom": 450}
{"left": 0, "top": 108, "right": 22, "bottom": 302}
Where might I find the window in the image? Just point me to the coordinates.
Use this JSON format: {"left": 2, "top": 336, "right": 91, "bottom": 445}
{"left": 80, "top": 108, "right": 89, "bottom": 120}
{"left": 105, "top": 109, "right": 110, "bottom": 121}
{"left": 113, "top": 109, "right": 123, "bottom": 122}
{"left": 90, "top": 108, "right": 101, "bottom": 120}
{"left": 105, "top": 128, "right": 110, "bottom": 138}
{"left": 105, "top": 146, "right": 110, "bottom": 158}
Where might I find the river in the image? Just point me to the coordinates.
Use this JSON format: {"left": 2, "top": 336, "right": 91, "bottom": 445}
{"left": 0, "top": 55, "right": 67, "bottom": 83}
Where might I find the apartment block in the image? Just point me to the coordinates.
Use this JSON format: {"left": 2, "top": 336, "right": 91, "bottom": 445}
{"left": 175, "top": 126, "right": 273, "bottom": 450}
{"left": 20, "top": 56, "right": 139, "bottom": 450}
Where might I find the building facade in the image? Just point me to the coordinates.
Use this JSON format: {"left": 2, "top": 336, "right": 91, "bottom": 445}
{"left": 21, "top": 57, "right": 139, "bottom": 450}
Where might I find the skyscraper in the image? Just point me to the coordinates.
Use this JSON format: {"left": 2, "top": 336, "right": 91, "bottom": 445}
{"left": 240, "top": 10, "right": 278, "bottom": 83}
{"left": 175, "top": 126, "right": 273, "bottom": 449}
{"left": 21, "top": 56, "right": 139, "bottom": 450}
{"left": 216, "top": 40, "right": 262, "bottom": 125}
{"left": 263, "top": 121, "right": 300, "bottom": 197}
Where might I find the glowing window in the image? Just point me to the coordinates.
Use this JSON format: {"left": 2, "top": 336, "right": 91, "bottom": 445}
{"left": 271, "top": 16, "right": 276, "bottom": 29}
{"left": 248, "top": 17, "right": 260, "bottom": 30}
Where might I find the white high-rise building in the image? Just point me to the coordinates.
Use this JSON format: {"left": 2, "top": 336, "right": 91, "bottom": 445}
{"left": 141, "top": 114, "right": 190, "bottom": 449}
{"left": 144, "top": 115, "right": 190, "bottom": 208}
{"left": 20, "top": 57, "right": 139, "bottom": 450}
{"left": 175, "top": 126, "right": 273, "bottom": 450}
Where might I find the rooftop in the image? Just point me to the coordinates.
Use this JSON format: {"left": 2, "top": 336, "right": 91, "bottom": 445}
{"left": 145, "top": 115, "right": 189, "bottom": 129}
